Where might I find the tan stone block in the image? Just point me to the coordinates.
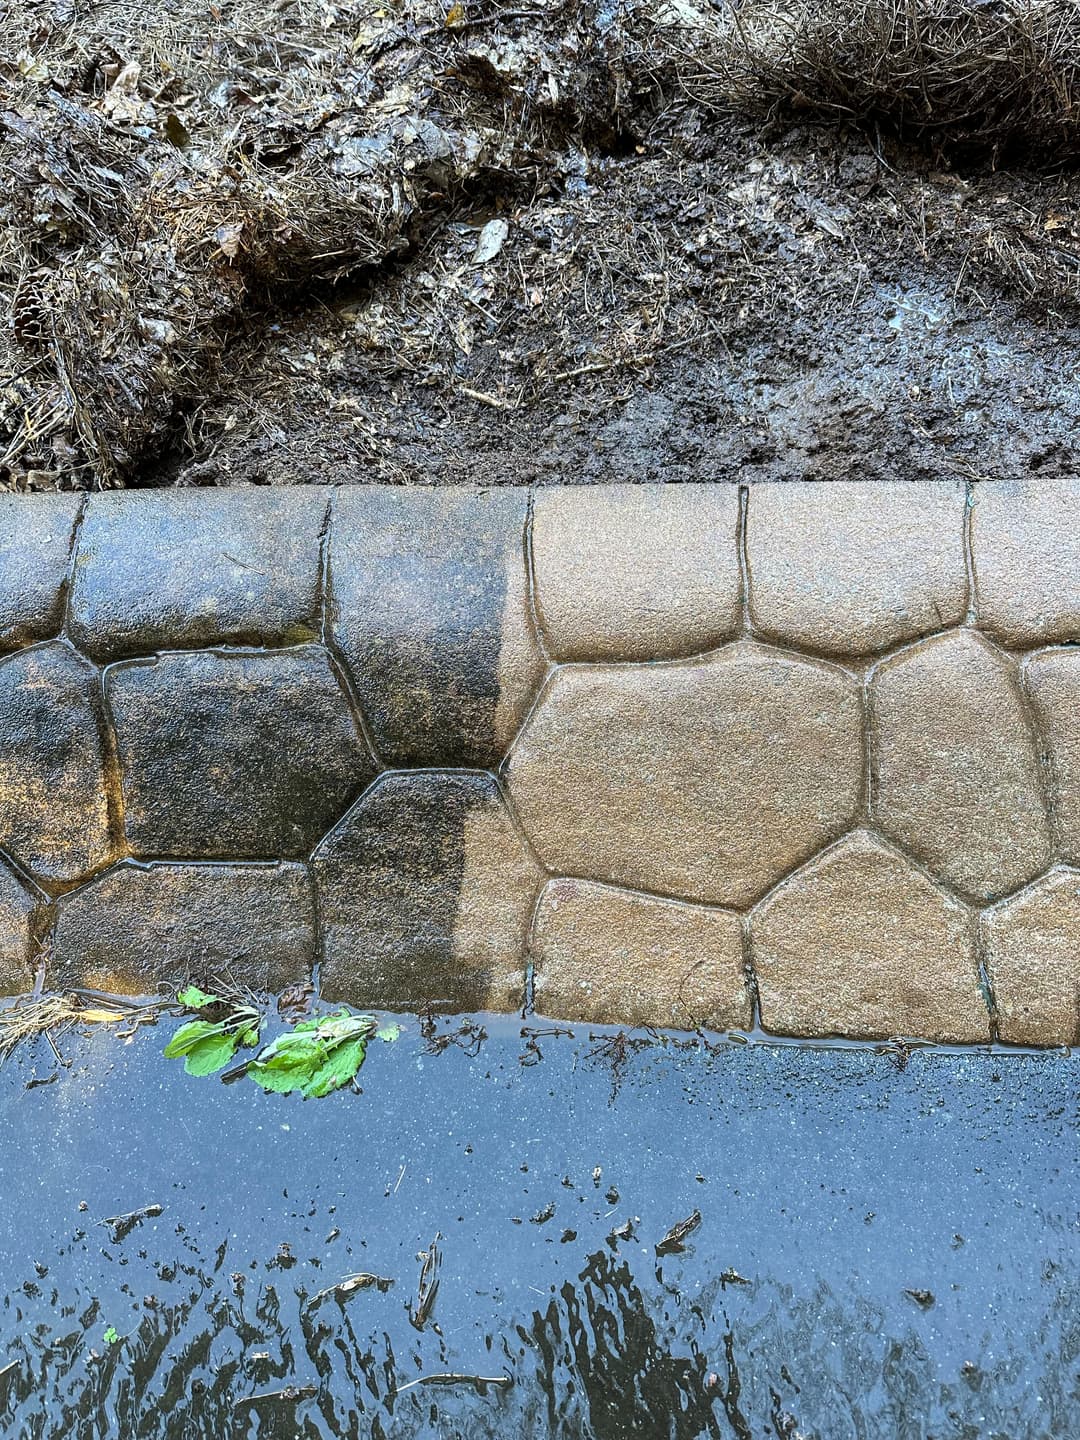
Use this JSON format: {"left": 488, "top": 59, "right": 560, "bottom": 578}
{"left": 752, "top": 832, "right": 988, "bottom": 1041}
{"left": 1022, "top": 648, "right": 1080, "bottom": 862}
{"left": 982, "top": 870, "right": 1080, "bottom": 1046}
{"left": 746, "top": 480, "right": 967, "bottom": 656}
{"left": 871, "top": 630, "right": 1051, "bottom": 900}
{"left": 507, "top": 641, "right": 862, "bottom": 908}
{"left": 531, "top": 878, "right": 750, "bottom": 1030}
{"left": 531, "top": 483, "right": 741, "bottom": 661}
{"left": 971, "top": 478, "right": 1080, "bottom": 646}
{"left": 0, "top": 864, "right": 35, "bottom": 996}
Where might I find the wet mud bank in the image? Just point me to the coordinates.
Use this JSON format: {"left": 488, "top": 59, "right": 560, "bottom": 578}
{"left": 0, "top": 1020, "right": 1075, "bottom": 1438}
{"left": 1, "top": 481, "right": 1080, "bottom": 1043}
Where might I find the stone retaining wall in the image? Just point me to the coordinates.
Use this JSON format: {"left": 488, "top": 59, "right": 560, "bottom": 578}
{"left": 1, "top": 480, "right": 1078, "bottom": 1046}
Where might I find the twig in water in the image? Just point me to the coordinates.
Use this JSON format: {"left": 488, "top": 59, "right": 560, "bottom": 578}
{"left": 393, "top": 1371, "right": 512, "bottom": 1395}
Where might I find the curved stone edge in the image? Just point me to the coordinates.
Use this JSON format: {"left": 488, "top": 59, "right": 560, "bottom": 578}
{"left": 0, "top": 483, "right": 1077, "bottom": 1048}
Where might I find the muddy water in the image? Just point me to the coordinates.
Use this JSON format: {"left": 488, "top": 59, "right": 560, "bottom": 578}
{"left": 0, "top": 1019, "right": 1075, "bottom": 1438}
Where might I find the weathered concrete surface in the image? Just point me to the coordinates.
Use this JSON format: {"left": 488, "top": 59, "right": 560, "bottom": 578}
{"left": 53, "top": 861, "right": 315, "bottom": 996}
{"left": 0, "top": 864, "right": 36, "bottom": 996}
{"left": 69, "top": 489, "right": 326, "bottom": 659}
{"left": 0, "top": 482, "right": 1073, "bottom": 1043}
{"left": 0, "top": 642, "right": 113, "bottom": 886}
{"left": 751, "top": 832, "right": 988, "bottom": 1042}
{"left": 532, "top": 483, "right": 741, "bottom": 660}
{"left": 328, "top": 487, "right": 544, "bottom": 768}
{"left": 971, "top": 478, "right": 1080, "bottom": 648}
{"left": 107, "top": 646, "right": 371, "bottom": 859}
{"left": 982, "top": 871, "right": 1080, "bottom": 1047}
{"left": 746, "top": 480, "right": 967, "bottom": 655}
{"left": 0, "top": 494, "right": 80, "bottom": 652}
{"left": 314, "top": 772, "right": 542, "bottom": 1014}
{"left": 531, "top": 877, "right": 750, "bottom": 1030}
{"left": 871, "top": 631, "right": 1051, "bottom": 901}
{"left": 507, "top": 643, "right": 862, "bottom": 908}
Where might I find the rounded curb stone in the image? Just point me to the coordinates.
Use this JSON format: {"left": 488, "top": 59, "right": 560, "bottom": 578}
{"left": 313, "top": 772, "right": 543, "bottom": 1014}
{"left": 0, "top": 642, "right": 113, "bottom": 885}
{"left": 52, "top": 861, "right": 315, "bottom": 995}
{"left": 507, "top": 641, "right": 863, "bottom": 908}
{"left": 107, "top": 646, "right": 373, "bottom": 859}
{"left": 982, "top": 869, "right": 1080, "bottom": 1047}
{"left": 531, "top": 483, "right": 741, "bottom": 661}
{"left": 531, "top": 877, "right": 750, "bottom": 1031}
{"left": 751, "top": 831, "right": 988, "bottom": 1043}
{"left": 871, "top": 630, "right": 1051, "bottom": 900}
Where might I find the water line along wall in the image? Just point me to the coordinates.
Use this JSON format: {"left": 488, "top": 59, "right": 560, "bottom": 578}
{"left": 0, "top": 479, "right": 1076, "bottom": 1046}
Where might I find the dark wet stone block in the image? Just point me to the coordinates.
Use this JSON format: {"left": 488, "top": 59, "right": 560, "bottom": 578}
{"left": 328, "top": 487, "right": 545, "bottom": 768}
{"left": 0, "top": 494, "right": 80, "bottom": 651}
{"left": 313, "top": 771, "right": 542, "bottom": 1012}
{"left": 69, "top": 489, "right": 327, "bottom": 660}
{"left": 0, "top": 863, "right": 36, "bottom": 996}
{"left": 53, "top": 861, "right": 315, "bottom": 995}
{"left": 107, "top": 646, "right": 373, "bottom": 858}
{"left": 0, "top": 642, "right": 113, "bottom": 885}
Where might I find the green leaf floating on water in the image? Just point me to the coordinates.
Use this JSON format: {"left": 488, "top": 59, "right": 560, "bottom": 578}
{"left": 164, "top": 1008, "right": 260, "bottom": 1077}
{"left": 248, "top": 1011, "right": 380, "bottom": 1098}
{"left": 176, "top": 985, "right": 222, "bottom": 1010}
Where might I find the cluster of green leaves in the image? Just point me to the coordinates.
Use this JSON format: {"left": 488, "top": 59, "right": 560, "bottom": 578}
{"left": 163, "top": 989, "right": 400, "bottom": 1098}
{"left": 163, "top": 987, "right": 260, "bottom": 1077}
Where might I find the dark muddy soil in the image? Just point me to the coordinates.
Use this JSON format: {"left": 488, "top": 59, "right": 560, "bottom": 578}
{"left": 147, "top": 123, "right": 1080, "bottom": 490}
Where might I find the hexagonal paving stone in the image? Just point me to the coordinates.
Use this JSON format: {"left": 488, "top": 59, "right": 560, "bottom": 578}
{"left": 531, "top": 877, "right": 750, "bottom": 1031}
{"left": 53, "top": 861, "right": 315, "bottom": 996}
{"left": 328, "top": 487, "right": 545, "bottom": 768}
{"left": 107, "top": 646, "right": 372, "bottom": 858}
{"left": 982, "top": 870, "right": 1080, "bottom": 1047}
{"left": 69, "top": 489, "right": 327, "bottom": 661}
{"left": 871, "top": 630, "right": 1051, "bottom": 900}
{"left": 751, "top": 831, "right": 988, "bottom": 1042}
{"left": 0, "top": 494, "right": 80, "bottom": 652}
{"left": 506, "top": 641, "right": 863, "bottom": 908}
{"left": 531, "top": 483, "right": 741, "bottom": 661}
{"left": 1022, "top": 648, "right": 1080, "bottom": 862}
{"left": 746, "top": 480, "right": 968, "bottom": 656}
{"left": 0, "top": 642, "right": 113, "bottom": 885}
{"left": 313, "top": 772, "right": 543, "bottom": 1013}
{"left": 0, "top": 862, "right": 36, "bottom": 996}
{"left": 971, "top": 477, "right": 1080, "bottom": 646}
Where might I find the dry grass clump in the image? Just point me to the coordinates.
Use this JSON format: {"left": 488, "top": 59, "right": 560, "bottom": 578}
{"left": 706, "top": 0, "right": 1080, "bottom": 157}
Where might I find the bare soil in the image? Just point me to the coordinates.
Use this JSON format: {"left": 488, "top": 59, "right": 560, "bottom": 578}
{"left": 6, "top": 0, "right": 1080, "bottom": 490}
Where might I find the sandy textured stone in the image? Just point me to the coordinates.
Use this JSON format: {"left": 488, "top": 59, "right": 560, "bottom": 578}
{"left": 982, "top": 870, "right": 1080, "bottom": 1047}
{"left": 0, "top": 494, "right": 80, "bottom": 652}
{"left": 746, "top": 480, "right": 967, "bottom": 655}
{"left": 69, "top": 489, "right": 326, "bottom": 660}
{"left": 532, "top": 483, "right": 741, "bottom": 660}
{"left": 531, "top": 878, "right": 750, "bottom": 1030}
{"left": 53, "top": 861, "right": 314, "bottom": 995}
{"left": 108, "top": 646, "right": 371, "bottom": 858}
{"left": 507, "top": 641, "right": 862, "bottom": 908}
{"left": 314, "top": 772, "right": 542, "bottom": 1012}
{"left": 1022, "top": 648, "right": 1080, "bottom": 862}
{"left": 0, "top": 642, "right": 113, "bottom": 885}
{"left": 752, "top": 832, "right": 987, "bottom": 1041}
{"left": 872, "top": 630, "right": 1050, "bottom": 900}
{"left": 972, "top": 478, "right": 1080, "bottom": 646}
{"left": 329, "top": 487, "right": 545, "bottom": 767}
{"left": 0, "top": 865, "right": 36, "bottom": 996}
